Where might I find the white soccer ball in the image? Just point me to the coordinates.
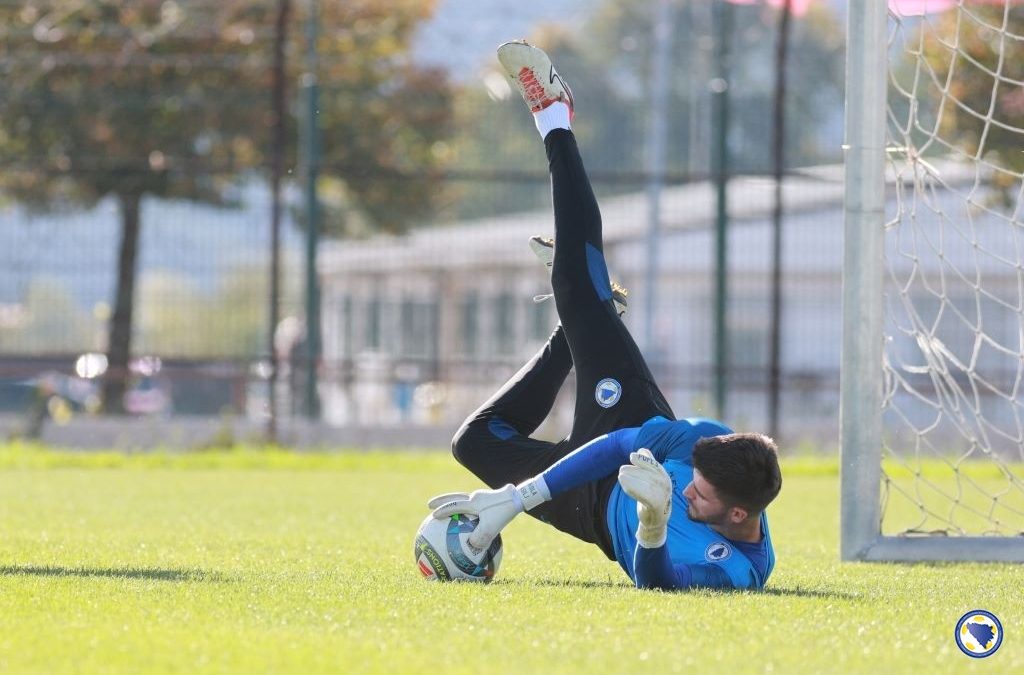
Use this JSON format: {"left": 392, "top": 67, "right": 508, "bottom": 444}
{"left": 413, "top": 512, "right": 503, "bottom": 582}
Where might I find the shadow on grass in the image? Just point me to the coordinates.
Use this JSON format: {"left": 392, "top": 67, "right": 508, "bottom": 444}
{"left": 496, "top": 577, "right": 861, "bottom": 599}
{"left": 0, "top": 565, "right": 231, "bottom": 582}
{"left": 493, "top": 577, "right": 629, "bottom": 590}
{"left": 758, "top": 586, "right": 862, "bottom": 601}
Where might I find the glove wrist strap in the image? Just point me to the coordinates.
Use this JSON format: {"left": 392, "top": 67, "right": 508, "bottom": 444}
{"left": 636, "top": 524, "right": 668, "bottom": 549}
{"left": 515, "top": 476, "right": 551, "bottom": 511}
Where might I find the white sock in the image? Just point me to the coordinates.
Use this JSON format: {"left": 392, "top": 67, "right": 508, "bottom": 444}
{"left": 533, "top": 101, "right": 571, "bottom": 139}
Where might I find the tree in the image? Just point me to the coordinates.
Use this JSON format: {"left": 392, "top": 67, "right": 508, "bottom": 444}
{"left": 0, "top": 1, "right": 272, "bottom": 411}
{"left": 0, "top": 0, "right": 453, "bottom": 411}
{"left": 313, "top": 0, "right": 455, "bottom": 235}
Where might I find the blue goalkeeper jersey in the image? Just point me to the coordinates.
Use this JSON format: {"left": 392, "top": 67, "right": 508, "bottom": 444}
{"left": 606, "top": 417, "right": 775, "bottom": 590}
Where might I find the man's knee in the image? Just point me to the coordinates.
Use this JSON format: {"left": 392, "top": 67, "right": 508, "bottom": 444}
{"left": 451, "top": 420, "right": 479, "bottom": 468}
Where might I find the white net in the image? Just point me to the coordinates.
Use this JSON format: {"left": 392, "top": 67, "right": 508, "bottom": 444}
{"left": 882, "top": 0, "right": 1024, "bottom": 537}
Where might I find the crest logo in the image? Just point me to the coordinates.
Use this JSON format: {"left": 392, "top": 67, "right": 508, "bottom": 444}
{"left": 955, "top": 610, "right": 1002, "bottom": 658}
{"left": 705, "top": 541, "right": 732, "bottom": 562}
{"left": 595, "top": 378, "right": 622, "bottom": 408}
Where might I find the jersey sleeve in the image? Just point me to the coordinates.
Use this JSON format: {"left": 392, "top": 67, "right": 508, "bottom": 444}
{"left": 635, "top": 418, "right": 734, "bottom": 465}
{"left": 540, "top": 426, "right": 640, "bottom": 497}
{"left": 633, "top": 544, "right": 734, "bottom": 590}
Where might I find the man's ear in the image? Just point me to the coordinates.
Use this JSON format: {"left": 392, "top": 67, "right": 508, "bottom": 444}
{"left": 728, "top": 506, "right": 749, "bottom": 524}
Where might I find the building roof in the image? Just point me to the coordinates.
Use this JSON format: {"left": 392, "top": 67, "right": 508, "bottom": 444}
{"left": 320, "top": 159, "right": 1020, "bottom": 280}
{"left": 319, "top": 164, "right": 848, "bottom": 275}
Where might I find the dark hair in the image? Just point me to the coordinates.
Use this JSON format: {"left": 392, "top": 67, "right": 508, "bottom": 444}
{"left": 691, "top": 433, "right": 782, "bottom": 514}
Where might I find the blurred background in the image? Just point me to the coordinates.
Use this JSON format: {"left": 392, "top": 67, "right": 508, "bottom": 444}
{"left": 0, "top": 0, "right": 997, "bottom": 450}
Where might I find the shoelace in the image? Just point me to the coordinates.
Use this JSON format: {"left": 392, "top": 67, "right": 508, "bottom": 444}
{"left": 533, "top": 293, "right": 553, "bottom": 304}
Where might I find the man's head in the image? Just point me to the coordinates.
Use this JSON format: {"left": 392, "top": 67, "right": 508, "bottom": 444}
{"left": 682, "top": 433, "right": 782, "bottom": 526}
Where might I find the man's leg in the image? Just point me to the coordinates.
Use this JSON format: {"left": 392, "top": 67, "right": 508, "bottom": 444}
{"left": 451, "top": 324, "right": 572, "bottom": 487}
{"left": 545, "top": 133, "right": 674, "bottom": 446}
{"left": 450, "top": 324, "right": 617, "bottom": 558}
{"left": 483, "top": 41, "right": 671, "bottom": 560}
{"left": 497, "top": 40, "right": 674, "bottom": 447}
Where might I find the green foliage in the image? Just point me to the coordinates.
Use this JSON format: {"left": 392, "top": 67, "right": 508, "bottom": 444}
{"left": 0, "top": 1, "right": 265, "bottom": 206}
{"left": 0, "top": 278, "right": 97, "bottom": 352}
{"left": 135, "top": 261, "right": 301, "bottom": 358}
{"left": 0, "top": 448, "right": 1020, "bottom": 673}
{"left": 0, "top": 0, "right": 455, "bottom": 231}
{"left": 313, "top": 0, "right": 455, "bottom": 234}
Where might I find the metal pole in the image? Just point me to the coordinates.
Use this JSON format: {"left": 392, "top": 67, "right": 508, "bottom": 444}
{"left": 302, "top": 0, "right": 321, "bottom": 420}
{"left": 768, "top": 0, "right": 792, "bottom": 442}
{"left": 840, "top": 0, "right": 888, "bottom": 560}
{"left": 643, "top": 0, "right": 676, "bottom": 359}
{"left": 711, "top": 0, "right": 732, "bottom": 420}
{"left": 267, "top": 0, "right": 291, "bottom": 442}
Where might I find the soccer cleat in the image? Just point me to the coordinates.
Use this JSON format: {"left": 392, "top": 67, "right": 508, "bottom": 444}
{"left": 529, "top": 235, "right": 555, "bottom": 272}
{"left": 496, "top": 40, "right": 575, "bottom": 120}
{"left": 529, "top": 236, "right": 628, "bottom": 316}
{"left": 610, "top": 281, "right": 629, "bottom": 317}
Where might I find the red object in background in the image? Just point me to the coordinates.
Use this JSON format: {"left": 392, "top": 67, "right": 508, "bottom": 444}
{"left": 721, "top": 0, "right": 815, "bottom": 17}
{"left": 722, "top": 0, "right": 1020, "bottom": 19}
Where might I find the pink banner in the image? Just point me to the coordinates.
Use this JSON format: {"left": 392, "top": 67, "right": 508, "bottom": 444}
{"left": 721, "top": 0, "right": 815, "bottom": 16}
{"left": 888, "top": 0, "right": 958, "bottom": 15}
{"left": 721, "top": 0, "right": 1018, "bottom": 18}
{"left": 888, "top": 0, "right": 1020, "bottom": 16}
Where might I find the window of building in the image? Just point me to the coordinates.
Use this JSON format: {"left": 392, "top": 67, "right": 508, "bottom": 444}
{"left": 728, "top": 295, "right": 770, "bottom": 370}
{"left": 366, "top": 297, "right": 382, "bottom": 350}
{"left": 460, "top": 292, "right": 479, "bottom": 358}
{"left": 530, "top": 296, "right": 553, "bottom": 342}
{"left": 494, "top": 292, "right": 516, "bottom": 355}
{"left": 400, "top": 299, "right": 437, "bottom": 359}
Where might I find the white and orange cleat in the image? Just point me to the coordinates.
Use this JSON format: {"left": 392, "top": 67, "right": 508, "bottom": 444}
{"left": 497, "top": 40, "right": 574, "bottom": 135}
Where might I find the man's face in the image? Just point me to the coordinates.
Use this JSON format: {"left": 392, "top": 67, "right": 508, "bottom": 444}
{"left": 682, "top": 469, "right": 735, "bottom": 525}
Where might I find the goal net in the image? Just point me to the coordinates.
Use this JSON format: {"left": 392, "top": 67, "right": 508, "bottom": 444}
{"left": 842, "top": 0, "right": 1024, "bottom": 560}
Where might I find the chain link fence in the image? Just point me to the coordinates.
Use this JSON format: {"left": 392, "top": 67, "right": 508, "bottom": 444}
{"left": 0, "top": 0, "right": 848, "bottom": 446}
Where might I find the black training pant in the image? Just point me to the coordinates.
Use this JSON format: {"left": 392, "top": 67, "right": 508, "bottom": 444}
{"left": 451, "top": 130, "right": 674, "bottom": 560}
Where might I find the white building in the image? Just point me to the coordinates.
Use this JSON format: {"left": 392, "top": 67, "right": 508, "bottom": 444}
{"left": 319, "top": 161, "right": 1022, "bottom": 448}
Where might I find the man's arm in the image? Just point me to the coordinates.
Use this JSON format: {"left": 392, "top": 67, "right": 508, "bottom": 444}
{"left": 429, "top": 427, "right": 640, "bottom": 549}
{"left": 539, "top": 426, "right": 640, "bottom": 497}
{"left": 618, "top": 449, "right": 736, "bottom": 590}
{"left": 633, "top": 544, "right": 732, "bottom": 590}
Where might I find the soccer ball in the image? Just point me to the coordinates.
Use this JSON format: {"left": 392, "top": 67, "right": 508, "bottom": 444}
{"left": 413, "top": 512, "right": 502, "bottom": 582}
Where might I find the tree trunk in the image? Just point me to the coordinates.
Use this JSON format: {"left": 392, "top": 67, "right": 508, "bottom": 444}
{"left": 103, "top": 192, "right": 142, "bottom": 414}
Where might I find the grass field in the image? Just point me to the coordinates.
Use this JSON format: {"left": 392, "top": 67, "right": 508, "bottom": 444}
{"left": 0, "top": 444, "right": 1019, "bottom": 674}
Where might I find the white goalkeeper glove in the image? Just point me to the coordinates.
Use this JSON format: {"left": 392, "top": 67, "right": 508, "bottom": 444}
{"left": 428, "top": 479, "right": 548, "bottom": 553}
{"left": 617, "top": 448, "right": 672, "bottom": 548}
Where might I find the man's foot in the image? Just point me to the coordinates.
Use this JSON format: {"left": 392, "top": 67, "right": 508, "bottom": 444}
{"left": 497, "top": 40, "right": 574, "bottom": 138}
{"left": 528, "top": 235, "right": 555, "bottom": 272}
{"left": 529, "top": 236, "right": 628, "bottom": 316}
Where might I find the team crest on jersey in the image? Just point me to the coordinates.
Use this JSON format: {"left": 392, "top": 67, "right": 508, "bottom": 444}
{"left": 595, "top": 378, "right": 622, "bottom": 408}
{"left": 705, "top": 541, "right": 732, "bottom": 562}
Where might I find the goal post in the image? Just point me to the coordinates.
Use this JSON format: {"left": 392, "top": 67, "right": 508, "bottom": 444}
{"left": 841, "top": 0, "right": 1024, "bottom": 562}
{"left": 841, "top": 0, "right": 887, "bottom": 561}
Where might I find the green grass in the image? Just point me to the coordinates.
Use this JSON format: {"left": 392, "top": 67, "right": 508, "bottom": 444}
{"left": 0, "top": 444, "right": 1020, "bottom": 674}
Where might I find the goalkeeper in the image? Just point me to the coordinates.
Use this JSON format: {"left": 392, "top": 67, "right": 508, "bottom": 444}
{"left": 429, "top": 41, "right": 782, "bottom": 591}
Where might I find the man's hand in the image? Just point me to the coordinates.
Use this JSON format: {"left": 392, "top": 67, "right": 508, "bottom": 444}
{"left": 428, "top": 484, "right": 524, "bottom": 552}
{"left": 618, "top": 449, "right": 672, "bottom": 548}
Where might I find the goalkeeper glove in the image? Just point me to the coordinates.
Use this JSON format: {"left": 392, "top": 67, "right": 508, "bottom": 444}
{"left": 617, "top": 448, "right": 672, "bottom": 548}
{"left": 428, "top": 479, "right": 548, "bottom": 553}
